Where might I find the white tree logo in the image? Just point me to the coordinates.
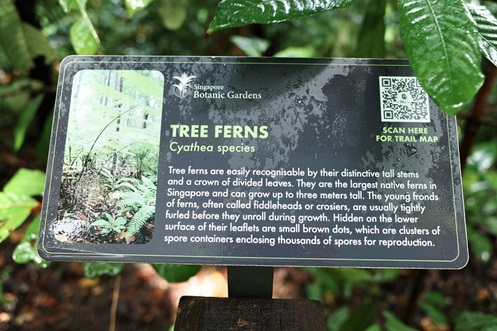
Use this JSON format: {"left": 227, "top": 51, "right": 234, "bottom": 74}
{"left": 173, "top": 73, "right": 196, "bottom": 98}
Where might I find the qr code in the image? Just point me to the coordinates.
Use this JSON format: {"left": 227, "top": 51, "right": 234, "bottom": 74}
{"left": 379, "top": 76, "right": 430, "bottom": 123}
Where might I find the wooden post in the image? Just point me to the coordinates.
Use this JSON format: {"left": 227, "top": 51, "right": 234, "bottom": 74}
{"left": 174, "top": 267, "right": 326, "bottom": 330}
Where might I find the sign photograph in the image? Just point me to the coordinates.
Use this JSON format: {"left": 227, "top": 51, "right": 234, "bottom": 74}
{"left": 39, "top": 56, "right": 468, "bottom": 269}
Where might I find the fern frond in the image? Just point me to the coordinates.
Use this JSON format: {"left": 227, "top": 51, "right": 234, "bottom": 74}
{"left": 141, "top": 175, "right": 156, "bottom": 189}
{"left": 112, "top": 190, "right": 141, "bottom": 201}
{"left": 114, "top": 180, "right": 140, "bottom": 192}
{"left": 114, "top": 192, "right": 145, "bottom": 210}
{"left": 125, "top": 205, "right": 154, "bottom": 240}
{"left": 140, "top": 176, "right": 157, "bottom": 202}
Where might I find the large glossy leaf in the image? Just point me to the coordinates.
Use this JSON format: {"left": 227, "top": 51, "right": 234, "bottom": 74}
{"left": 208, "top": 0, "right": 355, "bottom": 34}
{"left": 398, "top": 0, "right": 484, "bottom": 114}
{"left": 0, "top": 0, "right": 56, "bottom": 69}
{"left": 465, "top": 3, "right": 497, "bottom": 68}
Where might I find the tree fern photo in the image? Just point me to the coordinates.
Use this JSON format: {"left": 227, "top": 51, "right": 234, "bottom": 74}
{"left": 55, "top": 69, "right": 164, "bottom": 244}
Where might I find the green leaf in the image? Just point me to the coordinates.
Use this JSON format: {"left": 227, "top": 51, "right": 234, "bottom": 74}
{"left": 0, "top": 0, "right": 57, "bottom": 69}
{"left": 158, "top": 0, "right": 188, "bottom": 31}
{"left": 208, "top": 0, "right": 355, "bottom": 34}
{"left": 325, "top": 268, "right": 372, "bottom": 284}
{"left": 0, "top": 192, "right": 38, "bottom": 243}
{"left": 465, "top": 4, "right": 497, "bottom": 68}
{"left": 58, "top": 0, "right": 70, "bottom": 12}
{"left": 0, "top": 78, "right": 42, "bottom": 99}
{"left": 371, "top": 268, "right": 401, "bottom": 282}
{"left": 485, "top": 170, "right": 497, "bottom": 190}
{"left": 13, "top": 242, "right": 38, "bottom": 264}
{"left": 0, "top": 0, "right": 34, "bottom": 69}
{"left": 37, "top": 112, "right": 53, "bottom": 162}
{"left": 21, "top": 23, "right": 58, "bottom": 64}
{"left": 353, "top": 0, "right": 386, "bottom": 58}
{"left": 422, "top": 290, "right": 447, "bottom": 307}
{"left": 274, "top": 46, "right": 315, "bottom": 57}
{"left": 467, "top": 227, "right": 492, "bottom": 262}
{"left": 82, "top": 262, "right": 124, "bottom": 279}
{"left": 70, "top": 17, "right": 100, "bottom": 55}
{"left": 467, "top": 142, "right": 497, "bottom": 173}
{"left": 23, "top": 214, "right": 41, "bottom": 242}
{"left": 13, "top": 94, "right": 44, "bottom": 152}
{"left": 13, "top": 217, "right": 48, "bottom": 269}
{"left": 364, "top": 325, "right": 382, "bottom": 331}
{"left": 383, "top": 311, "right": 417, "bottom": 331}
{"left": 124, "top": 0, "right": 153, "bottom": 17}
{"left": 230, "top": 36, "right": 270, "bottom": 56}
{"left": 306, "top": 282, "right": 323, "bottom": 301}
{"left": 484, "top": 217, "right": 497, "bottom": 236}
{"left": 3, "top": 168, "right": 45, "bottom": 196}
{"left": 58, "top": 0, "right": 85, "bottom": 12}
{"left": 306, "top": 267, "right": 339, "bottom": 294}
{"left": 328, "top": 307, "right": 350, "bottom": 331}
{"left": 455, "top": 311, "right": 497, "bottom": 331}
{"left": 91, "top": 219, "right": 111, "bottom": 227}
{"left": 398, "top": 0, "right": 484, "bottom": 114}
{"left": 152, "top": 264, "right": 201, "bottom": 283}
{"left": 419, "top": 291, "right": 448, "bottom": 323}
{"left": 338, "top": 301, "right": 376, "bottom": 331}
{"left": 115, "top": 217, "right": 127, "bottom": 226}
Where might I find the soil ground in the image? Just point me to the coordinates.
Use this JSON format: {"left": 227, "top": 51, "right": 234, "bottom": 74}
{"left": 0, "top": 236, "right": 310, "bottom": 331}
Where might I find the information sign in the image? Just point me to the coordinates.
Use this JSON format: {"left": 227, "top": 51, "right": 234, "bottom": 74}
{"left": 39, "top": 56, "right": 468, "bottom": 269}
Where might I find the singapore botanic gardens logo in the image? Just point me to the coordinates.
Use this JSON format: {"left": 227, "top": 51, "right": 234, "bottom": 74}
{"left": 173, "top": 73, "right": 196, "bottom": 98}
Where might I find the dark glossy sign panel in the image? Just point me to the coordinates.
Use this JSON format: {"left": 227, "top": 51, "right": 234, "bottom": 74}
{"left": 39, "top": 56, "right": 468, "bottom": 269}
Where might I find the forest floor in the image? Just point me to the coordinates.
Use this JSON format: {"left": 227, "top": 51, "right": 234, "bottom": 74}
{"left": 0, "top": 233, "right": 310, "bottom": 331}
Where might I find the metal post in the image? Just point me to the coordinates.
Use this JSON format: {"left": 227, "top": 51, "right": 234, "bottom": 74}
{"left": 227, "top": 266, "right": 274, "bottom": 298}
